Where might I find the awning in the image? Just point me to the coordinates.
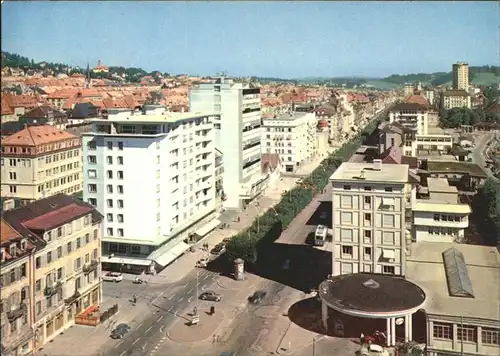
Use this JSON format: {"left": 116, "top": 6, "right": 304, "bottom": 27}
{"left": 383, "top": 249, "right": 395, "bottom": 259}
{"left": 382, "top": 198, "right": 395, "bottom": 206}
{"left": 153, "top": 241, "right": 190, "bottom": 267}
{"left": 104, "top": 256, "right": 152, "bottom": 266}
{"left": 194, "top": 219, "right": 221, "bottom": 237}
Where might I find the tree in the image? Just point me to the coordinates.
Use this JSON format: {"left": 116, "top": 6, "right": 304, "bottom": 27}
{"left": 481, "top": 178, "right": 500, "bottom": 218}
{"left": 484, "top": 85, "right": 499, "bottom": 107}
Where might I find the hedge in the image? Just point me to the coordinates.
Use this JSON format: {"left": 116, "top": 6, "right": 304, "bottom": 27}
{"left": 224, "top": 119, "right": 379, "bottom": 264}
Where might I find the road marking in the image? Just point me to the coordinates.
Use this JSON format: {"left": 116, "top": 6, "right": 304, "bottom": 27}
{"left": 167, "top": 293, "right": 176, "bottom": 300}
{"left": 187, "top": 288, "right": 193, "bottom": 293}
{"left": 132, "top": 337, "right": 140, "bottom": 345}
{"left": 136, "top": 322, "right": 143, "bottom": 329}
{"left": 119, "top": 351, "right": 126, "bottom": 356}
{"left": 188, "top": 296, "right": 193, "bottom": 303}
{"left": 159, "top": 326, "right": 164, "bottom": 332}
{"left": 114, "top": 341, "right": 123, "bottom": 348}
{"left": 203, "top": 275, "right": 209, "bottom": 280}
{"left": 168, "top": 306, "right": 174, "bottom": 312}
{"left": 162, "top": 336, "right": 166, "bottom": 341}
{"left": 157, "top": 315, "right": 164, "bottom": 322}
{"left": 145, "top": 326, "right": 153, "bottom": 333}
{"left": 178, "top": 296, "right": 184, "bottom": 302}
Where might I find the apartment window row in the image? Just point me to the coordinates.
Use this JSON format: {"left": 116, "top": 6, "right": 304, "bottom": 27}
{"left": 106, "top": 228, "right": 124, "bottom": 237}
{"left": 43, "top": 150, "right": 80, "bottom": 165}
{"left": 433, "top": 323, "right": 499, "bottom": 345}
{"left": 428, "top": 227, "right": 458, "bottom": 236}
{"left": 340, "top": 196, "right": 395, "bottom": 210}
{"left": 340, "top": 229, "right": 373, "bottom": 243}
{"left": 87, "top": 184, "right": 124, "bottom": 194}
{"left": 266, "top": 127, "right": 293, "bottom": 133}
{"left": 433, "top": 214, "right": 463, "bottom": 222}
{"left": 343, "top": 185, "right": 393, "bottom": 192}
{"left": 339, "top": 263, "right": 394, "bottom": 275}
{"left": 107, "top": 213, "right": 124, "bottom": 223}
{"left": 36, "top": 233, "right": 97, "bottom": 269}
{"left": 339, "top": 211, "right": 396, "bottom": 229}
{"left": 3, "top": 158, "right": 31, "bottom": 168}
{"left": 106, "top": 156, "right": 124, "bottom": 165}
{"left": 0, "top": 263, "right": 27, "bottom": 286}
{"left": 43, "top": 216, "right": 92, "bottom": 243}
{"left": 88, "top": 141, "right": 124, "bottom": 151}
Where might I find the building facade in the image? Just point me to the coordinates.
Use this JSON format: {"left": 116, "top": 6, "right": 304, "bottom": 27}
{"left": 330, "top": 161, "right": 409, "bottom": 277}
{"left": 452, "top": 62, "right": 469, "bottom": 91}
{"left": 261, "top": 112, "right": 317, "bottom": 173}
{"left": 0, "top": 125, "right": 83, "bottom": 204}
{"left": 442, "top": 90, "right": 471, "bottom": 110}
{"left": 0, "top": 219, "right": 39, "bottom": 356}
{"left": 82, "top": 112, "right": 219, "bottom": 272}
{"left": 2, "top": 194, "right": 103, "bottom": 352}
{"left": 189, "top": 77, "right": 268, "bottom": 209}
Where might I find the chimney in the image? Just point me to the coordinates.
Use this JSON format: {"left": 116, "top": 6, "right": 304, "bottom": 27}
{"left": 3, "top": 198, "right": 15, "bottom": 211}
{"left": 373, "top": 159, "right": 382, "bottom": 171}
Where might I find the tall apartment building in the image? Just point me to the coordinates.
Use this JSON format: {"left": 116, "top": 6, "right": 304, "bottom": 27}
{"left": 2, "top": 194, "right": 102, "bottom": 352}
{"left": 0, "top": 125, "right": 82, "bottom": 204}
{"left": 82, "top": 112, "right": 219, "bottom": 273}
{"left": 189, "top": 77, "right": 267, "bottom": 209}
{"left": 330, "top": 160, "right": 409, "bottom": 276}
{"left": 0, "top": 219, "right": 39, "bottom": 356}
{"left": 452, "top": 62, "right": 469, "bottom": 90}
{"left": 261, "top": 112, "right": 317, "bottom": 173}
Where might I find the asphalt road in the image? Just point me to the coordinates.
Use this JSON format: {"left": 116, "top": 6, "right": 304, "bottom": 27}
{"left": 101, "top": 268, "right": 219, "bottom": 356}
{"left": 219, "top": 184, "right": 333, "bottom": 356}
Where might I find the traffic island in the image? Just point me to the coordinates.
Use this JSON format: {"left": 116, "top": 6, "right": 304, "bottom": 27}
{"left": 216, "top": 273, "right": 258, "bottom": 290}
{"left": 167, "top": 310, "right": 225, "bottom": 343}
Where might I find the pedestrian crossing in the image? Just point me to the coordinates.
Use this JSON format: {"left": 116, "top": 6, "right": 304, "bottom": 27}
{"left": 149, "top": 335, "right": 167, "bottom": 356}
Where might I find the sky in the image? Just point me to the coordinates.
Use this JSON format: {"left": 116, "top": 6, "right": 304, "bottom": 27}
{"left": 1, "top": 1, "right": 498, "bottom": 78}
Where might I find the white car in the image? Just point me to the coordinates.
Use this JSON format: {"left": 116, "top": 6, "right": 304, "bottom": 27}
{"left": 102, "top": 272, "right": 123, "bottom": 283}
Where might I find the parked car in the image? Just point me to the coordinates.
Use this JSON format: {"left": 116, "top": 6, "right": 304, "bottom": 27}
{"left": 199, "top": 291, "right": 222, "bottom": 302}
{"left": 211, "top": 243, "right": 226, "bottom": 255}
{"left": 196, "top": 258, "right": 209, "bottom": 268}
{"left": 222, "top": 237, "right": 232, "bottom": 244}
{"left": 110, "top": 323, "right": 130, "bottom": 339}
{"left": 248, "top": 291, "right": 267, "bottom": 304}
{"left": 357, "top": 344, "right": 389, "bottom": 356}
{"left": 102, "top": 272, "right": 123, "bottom": 283}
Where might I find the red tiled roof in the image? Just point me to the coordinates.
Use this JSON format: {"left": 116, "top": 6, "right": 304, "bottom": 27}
{"left": 1, "top": 125, "right": 76, "bottom": 146}
{"left": 1, "top": 219, "right": 22, "bottom": 244}
{"left": 22, "top": 203, "right": 93, "bottom": 231}
{"left": 404, "top": 95, "right": 430, "bottom": 107}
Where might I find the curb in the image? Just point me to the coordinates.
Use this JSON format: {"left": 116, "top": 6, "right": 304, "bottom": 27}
{"left": 276, "top": 332, "right": 325, "bottom": 356}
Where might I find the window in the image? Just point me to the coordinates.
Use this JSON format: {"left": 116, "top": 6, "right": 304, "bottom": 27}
{"left": 107, "top": 170, "right": 113, "bottom": 179}
{"left": 340, "top": 229, "right": 353, "bottom": 241}
{"left": 117, "top": 214, "right": 124, "bottom": 223}
{"left": 384, "top": 187, "right": 393, "bottom": 192}
{"left": 118, "top": 156, "right": 123, "bottom": 165}
{"left": 9, "top": 172, "right": 16, "bottom": 180}
{"left": 57, "top": 267, "right": 63, "bottom": 280}
{"left": 117, "top": 185, "right": 124, "bottom": 194}
{"left": 118, "top": 171, "right": 123, "bottom": 179}
{"left": 107, "top": 184, "right": 113, "bottom": 193}
{"left": 118, "top": 229, "right": 124, "bottom": 237}
{"left": 382, "top": 214, "right": 395, "bottom": 227}
{"left": 382, "top": 232, "right": 395, "bottom": 245}
{"left": 433, "top": 214, "right": 440, "bottom": 221}
{"left": 87, "top": 141, "right": 96, "bottom": 150}
{"left": 57, "top": 246, "right": 62, "bottom": 258}
{"left": 481, "top": 328, "right": 500, "bottom": 345}
{"left": 88, "top": 184, "right": 97, "bottom": 193}
{"left": 47, "top": 251, "right": 52, "bottom": 264}
{"left": 88, "top": 155, "right": 97, "bottom": 164}
{"left": 364, "top": 213, "right": 371, "bottom": 222}
{"left": 107, "top": 228, "right": 114, "bottom": 236}
{"left": 36, "top": 257, "right": 41, "bottom": 269}
{"left": 364, "top": 196, "right": 371, "bottom": 204}
{"left": 107, "top": 199, "right": 113, "bottom": 208}
{"left": 107, "top": 156, "right": 113, "bottom": 164}
{"left": 364, "top": 230, "right": 372, "bottom": 240}
{"left": 383, "top": 265, "right": 395, "bottom": 274}
{"left": 36, "top": 301, "right": 42, "bottom": 315}
{"left": 341, "top": 196, "right": 353, "bottom": 208}
{"left": 93, "top": 229, "right": 98, "bottom": 240}
{"left": 458, "top": 325, "right": 477, "bottom": 343}
{"left": 107, "top": 213, "right": 113, "bottom": 222}
{"left": 9, "top": 185, "right": 16, "bottom": 193}
{"left": 67, "top": 241, "right": 72, "bottom": 253}
{"left": 364, "top": 247, "right": 372, "bottom": 259}
{"left": 88, "top": 169, "right": 97, "bottom": 179}
{"left": 341, "top": 263, "right": 353, "bottom": 274}
{"left": 85, "top": 233, "right": 90, "bottom": 244}
{"left": 342, "top": 246, "right": 353, "bottom": 256}
{"left": 341, "top": 212, "right": 352, "bottom": 224}
{"left": 363, "top": 186, "right": 372, "bottom": 191}
{"left": 107, "top": 142, "right": 113, "bottom": 150}
{"left": 118, "top": 200, "right": 124, "bottom": 208}
{"left": 343, "top": 185, "right": 351, "bottom": 190}
{"left": 88, "top": 198, "right": 97, "bottom": 206}
{"left": 118, "top": 141, "right": 123, "bottom": 150}
{"left": 76, "top": 237, "right": 81, "bottom": 249}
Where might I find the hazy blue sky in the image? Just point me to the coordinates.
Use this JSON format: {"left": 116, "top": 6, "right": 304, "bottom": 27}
{"left": 2, "top": 1, "right": 498, "bottom": 78}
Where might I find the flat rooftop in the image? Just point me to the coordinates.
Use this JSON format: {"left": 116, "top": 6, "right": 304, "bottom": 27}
{"left": 264, "top": 112, "right": 312, "bottom": 122}
{"left": 412, "top": 200, "right": 471, "bottom": 214}
{"left": 91, "top": 112, "right": 215, "bottom": 124}
{"left": 330, "top": 162, "right": 409, "bottom": 184}
{"left": 427, "top": 178, "right": 458, "bottom": 194}
{"left": 406, "top": 242, "right": 500, "bottom": 321}
{"left": 427, "top": 126, "right": 445, "bottom": 135}
{"left": 319, "top": 273, "right": 426, "bottom": 314}
{"left": 426, "top": 161, "right": 488, "bottom": 178}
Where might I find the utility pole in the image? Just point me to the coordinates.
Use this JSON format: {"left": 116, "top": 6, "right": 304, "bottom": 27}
{"left": 313, "top": 336, "right": 316, "bottom": 356}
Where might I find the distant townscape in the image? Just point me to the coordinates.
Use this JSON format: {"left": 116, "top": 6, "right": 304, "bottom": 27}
{"left": 1, "top": 52, "right": 500, "bottom": 356}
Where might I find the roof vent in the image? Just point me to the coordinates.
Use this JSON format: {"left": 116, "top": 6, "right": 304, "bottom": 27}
{"left": 373, "top": 159, "right": 382, "bottom": 171}
{"left": 363, "top": 279, "right": 380, "bottom": 289}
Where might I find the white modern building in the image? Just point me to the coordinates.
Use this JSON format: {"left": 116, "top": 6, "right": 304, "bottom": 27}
{"left": 330, "top": 160, "right": 409, "bottom": 276}
{"left": 261, "top": 112, "right": 317, "bottom": 173}
{"left": 189, "top": 77, "right": 268, "bottom": 209}
{"left": 412, "top": 178, "right": 471, "bottom": 243}
{"left": 81, "top": 111, "right": 220, "bottom": 273}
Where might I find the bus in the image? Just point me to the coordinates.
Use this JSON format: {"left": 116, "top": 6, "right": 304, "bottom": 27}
{"left": 314, "top": 225, "right": 328, "bottom": 246}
